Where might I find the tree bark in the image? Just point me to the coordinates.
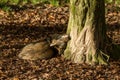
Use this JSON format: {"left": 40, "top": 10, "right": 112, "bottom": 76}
{"left": 64, "top": 0, "right": 109, "bottom": 65}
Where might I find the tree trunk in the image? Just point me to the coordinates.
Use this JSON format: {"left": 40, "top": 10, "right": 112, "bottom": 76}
{"left": 64, "top": 0, "right": 109, "bottom": 65}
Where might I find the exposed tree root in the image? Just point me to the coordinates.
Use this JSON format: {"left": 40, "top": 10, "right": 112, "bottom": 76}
{"left": 64, "top": 27, "right": 109, "bottom": 65}
{"left": 64, "top": 48, "right": 109, "bottom": 65}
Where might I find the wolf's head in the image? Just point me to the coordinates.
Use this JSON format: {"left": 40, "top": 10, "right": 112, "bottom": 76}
{"left": 50, "top": 34, "right": 70, "bottom": 47}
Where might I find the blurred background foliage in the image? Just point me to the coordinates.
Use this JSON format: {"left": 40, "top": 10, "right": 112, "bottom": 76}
{"left": 0, "top": 0, "right": 120, "bottom": 11}
{"left": 0, "top": 0, "right": 69, "bottom": 7}
{"left": 0, "top": 0, "right": 69, "bottom": 11}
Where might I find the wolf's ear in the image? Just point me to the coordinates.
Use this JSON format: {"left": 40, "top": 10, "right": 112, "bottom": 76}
{"left": 61, "top": 34, "right": 69, "bottom": 38}
{"left": 61, "top": 34, "right": 70, "bottom": 41}
{"left": 50, "top": 40, "right": 56, "bottom": 47}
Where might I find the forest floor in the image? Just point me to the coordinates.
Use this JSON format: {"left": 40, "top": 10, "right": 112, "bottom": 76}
{"left": 0, "top": 3, "right": 120, "bottom": 80}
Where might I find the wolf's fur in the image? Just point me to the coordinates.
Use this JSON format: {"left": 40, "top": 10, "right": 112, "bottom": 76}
{"left": 18, "top": 40, "right": 54, "bottom": 60}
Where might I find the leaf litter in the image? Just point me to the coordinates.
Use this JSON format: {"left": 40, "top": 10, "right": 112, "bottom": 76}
{"left": 0, "top": 3, "right": 120, "bottom": 80}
